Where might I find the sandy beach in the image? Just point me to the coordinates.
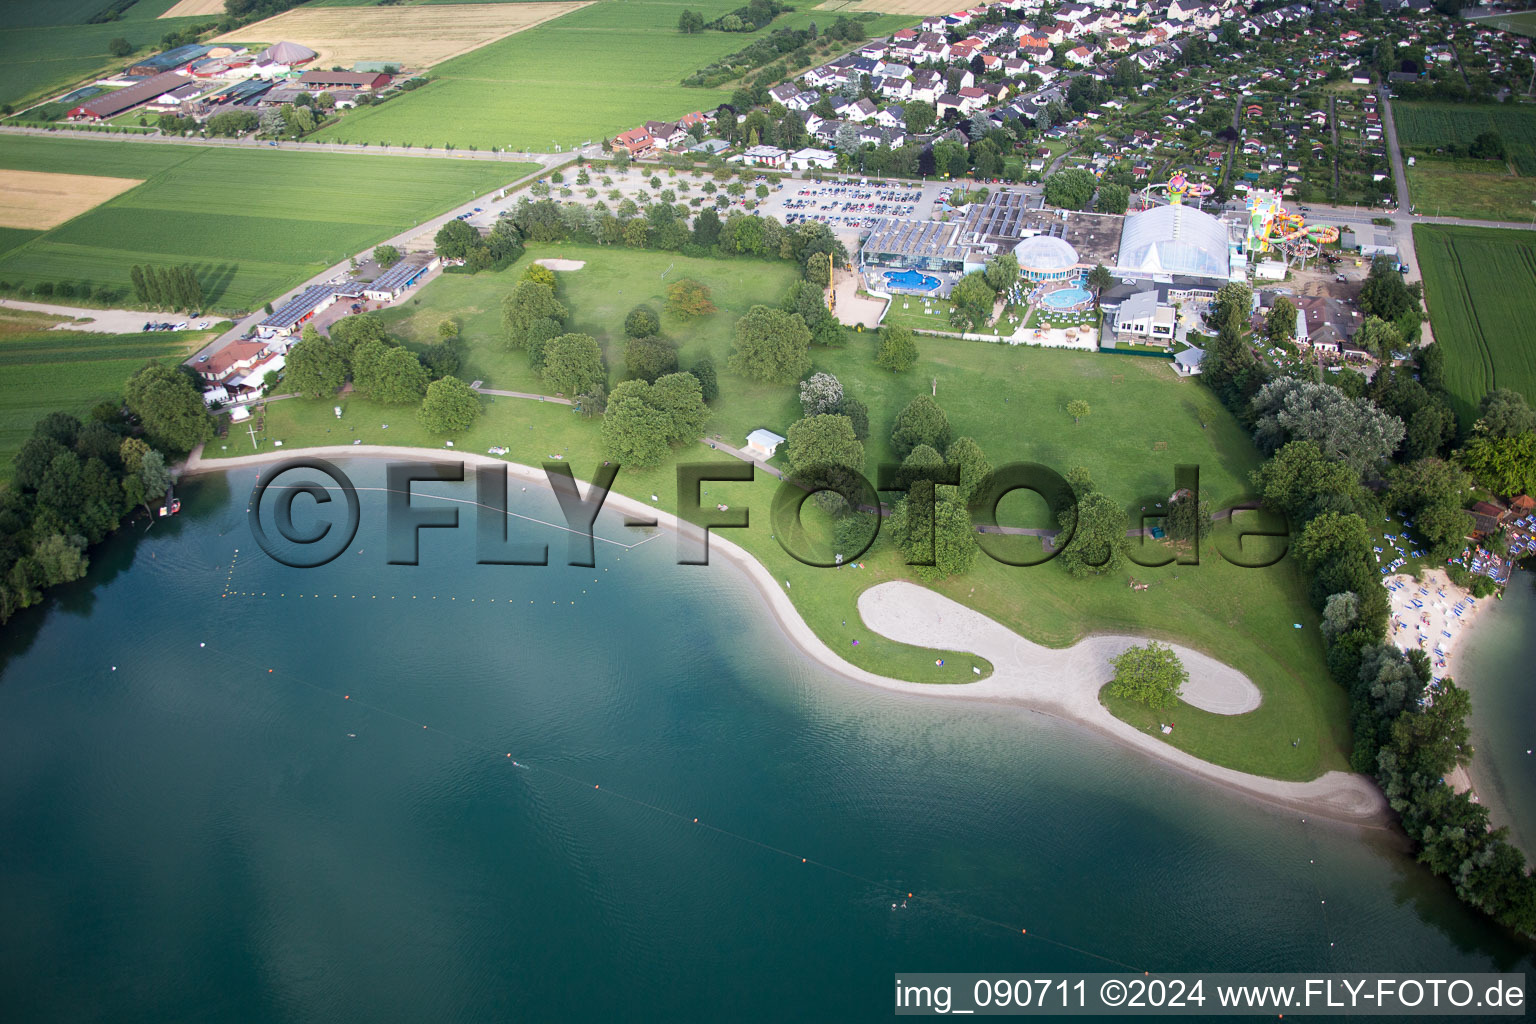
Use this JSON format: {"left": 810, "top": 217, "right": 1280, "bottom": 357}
{"left": 1387, "top": 567, "right": 1492, "bottom": 800}
{"left": 183, "top": 444, "right": 1389, "bottom": 825}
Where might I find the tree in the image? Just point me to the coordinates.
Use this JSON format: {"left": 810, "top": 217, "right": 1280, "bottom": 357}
{"left": 118, "top": 437, "right": 150, "bottom": 474}
{"left": 804, "top": 251, "right": 832, "bottom": 288}
{"left": 502, "top": 279, "right": 568, "bottom": 349}
{"left": 436, "top": 318, "right": 459, "bottom": 341}
{"left": 728, "top": 305, "right": 811, "bottom": 384}
{"left": 678, "top": 9, "right": 705, "bottom": 33}
{"left": 889, "top": 491, "right": 976, "bottom": 581}
{"left": 373, "top": 244, "right": 401, "bottom": 268}
{"left": 434, "top": 218, "right": 479, "bottom": 261}
{"left": 945, "top": 436, "right": 990, "bottom": 506}
{"left": 1386, "top": 458, "right": 1473, "bottom": 557}
{"left": 689, "top": 356, "right": 719, "bottom": 402}
{"left": 625, "top": 335, "right": 678, "bottom": 383}
{"left": 949, "top": 272, "right": 995, "bottom": 331}
{"left": 1042, "top": 168, "right": 1097, "bottom": 210}
{"left": 624, "top": 305, "right": 660, "bottom": 338}
{"left": 650, "top": 372, "right": 710, "bottom": 444}
{"left": 1477, "top": 388, "right": 1536, "bottom": 440}
{"left": 1107, "top": 642, "right": 1187, "bottom": 710}
{"left": 1468, "top": 130, "right": 1506, "bottom": 161}
{"left": 1265, "top": 296, "right": 1298, "bottom": 347}
{"left": 786, "top": 413, "right": 864, "bottom": 473}
{"left": 1457, "top": 430, "right": 1536, "bottom": 499}
{"left": 1095, "top": 182, "right": 1130, "bottom": 215}
{"left": 840, "top": 396, "right": 869, "bottom": 440}
{"left": 876, "top": 323, "right": 918, "bottom": 372}
{"left": 982, "top": 253, "right": 1019, "bottom": 296}
{"left": 108, "top": 37, "right": 132, "bottom": 57}
{"left": 1251, "top": 378, "right": 1405, "bottom": 476}
{"left": 418, "top": 376, "right": 480, "bottom": 434}
{"left": 542, "top": 333, "right": 606, "bottom": 397}
{"left": 890, "top": 394, "right": 951, "bottom": 460}
{"left": 1321, "top": 591, "right": 1361, "bottom": 643}
{"left": 1061, "top": 399, "right": 1090, "bottom": 426}
{"left": 1086, "top": 263, "right": 1114, "bottom": 310}
{"left": 903, "top": 99, "right": 935, "bottom": 136}
{"left": 328, "top": 312, "right": 389, "bottom": 360}
{"left": 601, "top": 374, "right": 708, "bottom": 466}
{"left": 1355, "top": 316, "right": 1401, "bottom": 362}
{"left": 1059, "top": 491, "right": 1127, "bottom": 578}
{"left": 284, "top": 329, "right": 346, "bottom": 397}
{"left": 798, "top": 372, "right": 843, "bottom": 417}
{"left": 352, "top": 341, "right": 428, "bottom": 404}
{"left": 667, "top": 278, "right": 716, "bottom": 319}
{"left": 123, "top": 364, "right": 211, "bottom": 452}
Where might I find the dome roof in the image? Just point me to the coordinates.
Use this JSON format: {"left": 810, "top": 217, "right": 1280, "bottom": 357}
{"left": 260, "top": 41, "right": 317, "bottom": 65}
{"left": 1117, "top": 204, "right": 1231, "bottom": 279}
{"left": 1012, "top": 233, "right": 1079, "bottom": 272}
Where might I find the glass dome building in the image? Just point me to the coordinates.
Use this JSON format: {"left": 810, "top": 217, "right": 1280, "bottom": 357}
{"left": 1116, "top": 204, "right": 1232, "bottom": 280}
{"left": 1012, "top": 234, "right": 1080, "bottom": 283}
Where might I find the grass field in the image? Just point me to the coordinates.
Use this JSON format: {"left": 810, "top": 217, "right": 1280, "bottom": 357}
{"left": 0, "top": 312, "right": 212, "bottom": 480}
{"left": 1413, "top": 223, "right": 1536, "bottom": 427}
{"left": 310, "top": 0, "right": 916, "bottom": 151}
{"left": 0, "top": 227, "right": 41, "bottom": 262}
{"left": 211, "top": 2, "right": 591, "bottom": 69}
{"left": 1405, "top": 159, "right": 1536, "bottom": 223}
{"left": 0, "top": 136, "right": 536, "bottom": 313}
{"left": 1465, "top": 10, "right": 1536, "bottom": 38}
{"left": 216, "top": 243, "right": 1350, "bottom": 780}
{"left": 1394, "top": 102, "right": 1536, "bottom": 177}
{"left": 0, "top": 1, "right": 206, "bottom": 110}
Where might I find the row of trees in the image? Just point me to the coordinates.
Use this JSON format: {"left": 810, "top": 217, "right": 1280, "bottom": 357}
{"left": 1197, "top": 262, "right": 1536, "bottom": 935}
{"left": 130, "top": 264, "right": 203, "bottom": 312}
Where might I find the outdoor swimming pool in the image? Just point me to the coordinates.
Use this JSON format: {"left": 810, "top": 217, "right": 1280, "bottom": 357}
{"left": 1042, "top": 287, "right": 1093, "bottom": 309}
{"left": 885, "top": 269, "right": 939, "bottom": 291}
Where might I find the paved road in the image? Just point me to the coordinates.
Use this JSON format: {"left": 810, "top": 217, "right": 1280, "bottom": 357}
{"left": 0, "top": 123, "right": 580, "bottom": 164}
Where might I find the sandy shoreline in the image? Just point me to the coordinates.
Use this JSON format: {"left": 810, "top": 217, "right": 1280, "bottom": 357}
{"left": 183, "top": 444, "right": 1389, "bottom": 826}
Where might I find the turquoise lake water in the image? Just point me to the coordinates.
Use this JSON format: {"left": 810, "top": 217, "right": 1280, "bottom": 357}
{"left": 0, "top": 460, "right": 1531, "bottom": 1021}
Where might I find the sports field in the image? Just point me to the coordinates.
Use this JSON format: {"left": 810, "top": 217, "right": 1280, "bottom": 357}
{"left": 0, "top": 136, "right": 536, "bottom": 313}
{"left": 1413, "top": 223, "right": 1536, "bottom": 427}
{"left": 0, "top": 310, "right": 213, "bottom": 481}
{"left": 0, "top": 170, "right": 144, "bottom": 230}
{"left": 1393, "top": 102, "right": 1536, "bottom": 177}
{"left": 1464, "top": 10, "right": 1536, "bottom": 38}
{"left": 0, "top": 1, "right": 205, "bottom": 109}
{"left": 310, "top": 0, "right": 916, "bottom": 151}
{"left": 211, "top": 2, "right": 591, "bottom": 69}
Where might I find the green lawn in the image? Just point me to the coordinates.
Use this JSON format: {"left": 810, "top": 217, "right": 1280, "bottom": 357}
{"left": 0, "top": 314, "right": 212, "bottom": 481}
{"left": 309, "top": 0, "right": 916, "bottom": 151}
{"left": 1406, "top": 159, "right": 1536, "bottom": 223}
{"left": 1414, "top": 223, "right": 1536, "bottom": 428}
{"left": 1394, "top": 102, "right": 1536, "bottom": 177}
{"left": 214, "top": 243, "right": 1351, "bottom": 780}
{"left": 0, "top": 136, "right": 536, "bottom": 313}
{"left": 1467, "top": 10, "right": 1536, "bottom": 38}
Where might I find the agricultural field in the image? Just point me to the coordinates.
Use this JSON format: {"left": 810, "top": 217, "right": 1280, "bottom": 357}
{"left": 0, "top": 170, "right": 144, "bottom": 230}
{"left": 1413, "top": 223, "right": 1536, "bottom": 427}
{"left": 0, "top": 311, "right": 212, "bottom": 481}
{"left": 210, "top": 1, "right": 592, "bottom": 70}
{"left": 0, "top": 1, "right": 206, "bottom": 110}
{"left": 0, "top": 136, "right": 536, "bottom": 313}
{"left": 0, "top": 228, "right": 41, "bottom": 262}
{"left": 310, "top": 0, "right": 915, "bottom": 151}
{"left": 814, "top": 0, "right": 958, "bottom": 12}
{"left": 1404, "top": 159, "right": 1536, "bottom": 223}
{"left": 1393, "top": 102, "right": 1536, "bottom": 177}
{"left": 157, "top": 0, "right": 227, "bottom": 16}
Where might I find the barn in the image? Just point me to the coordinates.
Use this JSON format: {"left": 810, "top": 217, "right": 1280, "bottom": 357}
{"left": 296, "top": 71, "right": 392, "bottom": 92}
{"left": 69, "top": 72, "right": 190, "bottom": 121}
{"left": 127, "top": 44, "right": 210, "bottom": 77}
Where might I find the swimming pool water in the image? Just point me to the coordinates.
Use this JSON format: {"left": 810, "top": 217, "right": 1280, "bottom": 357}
{"left": 884, "top": 269, "right": 939, "bottom": 291}
{"left": 1042, "top": 287, "right": 1092, "bottom": 309}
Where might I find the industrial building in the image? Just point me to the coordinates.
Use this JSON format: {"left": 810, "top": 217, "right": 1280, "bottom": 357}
{"left": 128, "top": 44, "right": 210, "bottom": 77}
{"left": 256, "top": 285, "right": 340, "bottom": 340}
{"left": 296, "top": 71, "right": 392, "bottom": 92}
{"left": 362, "top": 256, "right": 440, "bottom": 302}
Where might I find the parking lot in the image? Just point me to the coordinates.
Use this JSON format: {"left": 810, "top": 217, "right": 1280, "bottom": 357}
{"left": 752, "top": 176, "right": 960, "bottom": 250}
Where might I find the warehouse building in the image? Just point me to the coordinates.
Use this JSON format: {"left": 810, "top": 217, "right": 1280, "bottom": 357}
{"left": 128, "top": 44, "right": 210, "bottom": 77}
{"left": 256, "top": 285, "right": 339, "bottom": 340}
{"left": 69, "top": 71, "right": 190, "bottom": 120}
{"left": 362, "top": 256, "right": 440, "bottom": 302}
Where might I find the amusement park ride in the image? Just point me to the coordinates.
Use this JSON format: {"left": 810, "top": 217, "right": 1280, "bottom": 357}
{"left": 1244, "top": 190, "right": 1340, "bottom": 268}
{"left": 1140, "top": 171, "right": 1215, "bottom": 207}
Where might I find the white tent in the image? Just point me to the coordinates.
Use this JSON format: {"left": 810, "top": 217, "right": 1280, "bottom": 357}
{"left": 258, "top": 41, "right": 317, "bottom": 65}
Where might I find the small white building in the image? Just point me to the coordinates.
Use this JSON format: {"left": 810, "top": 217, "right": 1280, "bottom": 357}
{"left": 789, "top": 147, "right": 836, "bottom": 171}
{"left": 741, "top": 145, "right": 788, "bottom": 169}
{"left": 1172, "top": 345, "right": 1205, "bottom": 377}
{"left": 745, "top": 428, "right": 786, "bottom": 459}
